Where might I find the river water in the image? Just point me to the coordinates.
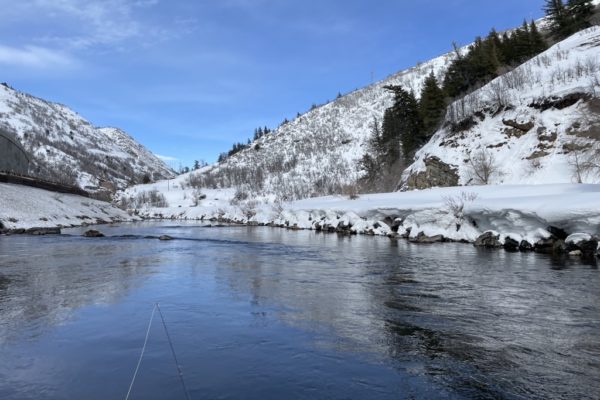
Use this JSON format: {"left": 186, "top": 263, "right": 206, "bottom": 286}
{"left": 0, "top": 222, "right": 598, "bottom": 399}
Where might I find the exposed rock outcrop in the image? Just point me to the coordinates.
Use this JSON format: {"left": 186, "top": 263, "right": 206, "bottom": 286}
{"left": 403, "top": 156, "right": 459, "bottom": 190}
{"left": 502, "top": 119, "right": 534, "bottom": 137}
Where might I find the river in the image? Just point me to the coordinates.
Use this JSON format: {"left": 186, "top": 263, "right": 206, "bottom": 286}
{"left": 0, "top": 222, "right": 598, "bottom": 399}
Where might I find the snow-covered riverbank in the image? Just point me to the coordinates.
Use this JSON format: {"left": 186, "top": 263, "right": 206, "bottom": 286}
{"left": 3, "top": 177, "right": 598, "bottom": 256}
{"left": 120, "top": 182, "right": 600, "bottom": 253}
{"left": 0, "top": 183, "right": 138, "bottom": 232}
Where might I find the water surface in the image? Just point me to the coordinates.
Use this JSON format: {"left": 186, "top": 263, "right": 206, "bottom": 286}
{"left": 0, "top": 222, "right": 598, "bottom": 399}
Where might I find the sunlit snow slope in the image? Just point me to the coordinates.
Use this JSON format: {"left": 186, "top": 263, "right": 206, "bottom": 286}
{"left": 186, "top": 49, "right": 459, "bottom": 200}
{"left": 0, "top": 84, "right": 175, "bottom": 191}
{"left": 402, "top": 27, "right": 600, "bottom": 189}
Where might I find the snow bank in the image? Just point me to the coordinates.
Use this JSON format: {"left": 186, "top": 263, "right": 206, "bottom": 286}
{"left": 0, "top": 183, "right": 138, "bottom": 231}
{"left": 118, "top": 183, "right": 600, "bottom": 245}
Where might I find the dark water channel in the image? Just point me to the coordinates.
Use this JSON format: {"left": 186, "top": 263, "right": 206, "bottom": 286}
{"left": 0, "top": 222, "right": 598, "bottom": 399}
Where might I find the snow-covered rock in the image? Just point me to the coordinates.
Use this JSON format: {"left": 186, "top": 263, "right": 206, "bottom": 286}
{"left": 566, "top": 233, "right": 593, "bottom": 244}
{"left": 0, "top": 84, "right": 175, "bottom": 191}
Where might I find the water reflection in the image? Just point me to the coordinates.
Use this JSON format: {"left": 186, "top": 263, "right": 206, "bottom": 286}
{"left": 0, "top": 223, "right": 598, "bottom": 399}
{"left": 0, "top": 235, "right": 162, "bottom": 344}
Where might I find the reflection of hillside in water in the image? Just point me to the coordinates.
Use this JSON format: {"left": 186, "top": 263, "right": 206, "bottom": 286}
{"left": 211, "top": 228, "right": 600, "bottom": 400}
{"left": 0, "top": 236, "right": 161, "bottom": 344}
{"left": 211, "top": 229, "right": 388, "bottom": 349}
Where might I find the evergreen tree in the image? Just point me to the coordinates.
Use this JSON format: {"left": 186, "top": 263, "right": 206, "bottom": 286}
{"left": 381, "top": 108, "right": 402, "bottom": 165}
{"left": 488, "top": 29, "right": 505, "bottom": 64}
{"left": 513, "top": 21, "right": 532, "bottom": 61}
{"left": 193, "top": 160, "right": 200, "bottom": 170}
{"left": 545, "top": 0, "right": 570, "bottom": 38}
{"left": 443, "top": 56, "right": 471, "bottom": 98}
{"left": 419, "top": 72, "right": 447, "bottom": 136}
{"left": 359, "top": 117, "right": 384, "bottom": 179}
{"left": 382, "top": 86, "right": 423, "bottom": 161}
{"left": 545, "top": 0, "right": 594, "bottom": 38}
{"left": 443, "top": 33, "right": 501, "bottom": 98}
{"left": 529, "top": 20, "right": 547, "bottom": 55}
{"left": 567, "top": 0, "right": 594, "bottom": 32}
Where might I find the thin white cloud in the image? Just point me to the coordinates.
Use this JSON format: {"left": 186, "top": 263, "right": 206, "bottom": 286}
{"left": 2, "top": 0, "right": 183, "bottom": 52}
{"left": 0, "top": 0, "right": 195, "bottom": 72}
{"left": 32, "top": 0, "right": 146, "bottom": 49}
{"left": 0, "top": 44, "right": 77, "bottom": 69}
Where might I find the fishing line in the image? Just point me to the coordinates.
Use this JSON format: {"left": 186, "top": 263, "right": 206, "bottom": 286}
{"left": 157, "top": 303, "right": 191, "bottom": 400}
{"left": 125, "top": 303, "right": 157, "bottom": 400}
{"left": 124, "top": 303, "right": 191, "bottom": 400}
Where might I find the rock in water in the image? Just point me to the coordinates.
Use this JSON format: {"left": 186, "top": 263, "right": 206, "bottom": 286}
{"left": 27, "top": 227, "right": 61, "bottom": 235}
{"left": 519, "top": 240, "right": 533, "bottom": 251}
{"left": 83, "top": 229, "right": 104, "bottom": 238}
{"left": 565, "top": 233, "right": 598, "bottom": 257}
{"left": 474, "top": 232, "right": 502, "bottom": 248}
{"left": 159, "top": 235, "right": 173, "bottom": 241}
{"left": 503, "top": 237, "right": 519, "bottom": 252}
{"left": 410, "top": 232, "right": 445, "bottom": 243}
{"left": 534, "top": 238, "right": 555, "bottom": 253}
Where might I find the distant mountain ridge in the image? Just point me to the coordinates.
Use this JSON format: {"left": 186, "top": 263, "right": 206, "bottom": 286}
{"left": 0, "top": 83, "right": 174, "bottom": 193}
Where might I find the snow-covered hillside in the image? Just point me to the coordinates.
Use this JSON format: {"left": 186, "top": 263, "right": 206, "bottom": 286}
{"left": 402, "top": 27, "right": 600, "bottom": 189}
{"left": 119, "top": 24, "right": 600, "bottom": 241}
{"left": 0, "top": 183, "right": 138, "bottom": 231}
{"left": 0, "top": 84, "right": 175, "bottom": 191}
{"left": 185, "top": 48, "right": 459, "bottom": 200}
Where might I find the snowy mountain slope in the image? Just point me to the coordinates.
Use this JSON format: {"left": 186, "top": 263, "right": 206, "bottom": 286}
{"left": 0, "top": 84, "right": 175, "bottom": 191}
{"left": 186, "top": 48, "right": 460, "bottom": 200}
{"left": 402, "top": 27, "right": 600, "bottom": 189}
{"left": 166, "top": 11, "right": 582, "bottom": 201}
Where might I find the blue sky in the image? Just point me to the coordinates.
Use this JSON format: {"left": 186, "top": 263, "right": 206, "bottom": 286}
{"left": 0, "top": 0, "right": 545, "bottom": 168}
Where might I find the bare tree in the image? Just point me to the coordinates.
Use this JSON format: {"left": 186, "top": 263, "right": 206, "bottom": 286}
{"left": 270, "top": 198, "right": 285, "bottom": 220}
{"left": 443, "top": 191, "right": 479, "bottom": 223}
{"left": 570, "top": 147, "right": 600, "bottom": 183}
{"left": 468, "top": 148, "right": 499, "bottom": 184}
{"left": 239, "top": 200, "right": 258, "bottom": 220}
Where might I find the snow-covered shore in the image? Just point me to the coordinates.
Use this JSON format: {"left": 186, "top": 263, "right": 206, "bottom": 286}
{"left": 3, "top": 178, "right": 598, "bottom": 256}
{"left": 121, "top": 183, "right": 600, "bottom": 251}
{"left": 0, "top": 183, "right": 138, "bottom": 232}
